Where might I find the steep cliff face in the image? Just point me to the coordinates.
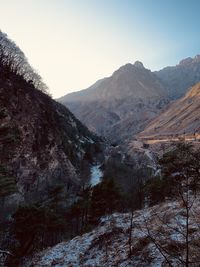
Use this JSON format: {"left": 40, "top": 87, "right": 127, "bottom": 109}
{"left": 0, "top": 70, "right": 100, "bottom": 218}
{"left": 59, "top": 62, "right": 169, "bottom": 144}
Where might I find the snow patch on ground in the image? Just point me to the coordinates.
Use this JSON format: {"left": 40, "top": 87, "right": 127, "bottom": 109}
{"left": 26, "top": 198, "right": 200, "bottom": 267}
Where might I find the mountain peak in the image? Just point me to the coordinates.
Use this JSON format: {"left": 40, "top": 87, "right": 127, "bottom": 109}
{"left": 133, "top": 61, "right": 145, "bottom": 69}
{"left": 194, "top": 54, "right": 200, "bottom": 62}
{"left": 114, "top": 61, "right": 146, "bottom": 76}
{"left": 179, "top": 55, "right": 200, "bottom": 66}
{"left": 179, "top": 57, "right": 193, "bottom": 66}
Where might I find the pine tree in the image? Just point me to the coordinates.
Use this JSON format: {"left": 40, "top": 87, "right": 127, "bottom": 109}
{"left": 0, "top": 165, "right": 17, "bottom": 198}
{"left": 90, "top": 178, "right": 122, "bottom": 223}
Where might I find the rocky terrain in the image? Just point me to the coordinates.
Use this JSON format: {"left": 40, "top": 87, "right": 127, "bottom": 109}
{"left": 155, "top": 55, "right": 200, "bottom": 99}
{"left": 139, "top": 82, "right": 200, "bottom": 140}
{"left": 59, "top": 62, "right": 169, "bottom": 144}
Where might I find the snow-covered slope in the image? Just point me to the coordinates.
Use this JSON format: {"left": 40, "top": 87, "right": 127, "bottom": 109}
{"left": 25, "top": 199, "right": 200, "bottom": 267}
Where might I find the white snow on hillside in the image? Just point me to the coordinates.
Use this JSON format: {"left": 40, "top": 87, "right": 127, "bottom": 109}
{"left": 26, "top": 198, "right": 200, "bottom": 267}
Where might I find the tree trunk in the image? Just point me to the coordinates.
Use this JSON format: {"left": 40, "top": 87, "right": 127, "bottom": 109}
{"left": 128, "top": 209, "right": 134, "bottom": 257}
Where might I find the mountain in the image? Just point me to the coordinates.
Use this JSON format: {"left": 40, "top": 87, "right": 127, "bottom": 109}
{"left": 62, "top": 62, "right": 165, "bottom": 102}
{"left": 59, "top": 62, "right": 169, "bottom": 144}
{"left": 155, "top": 55, "right": 200, "bottom": 99}
{"left": 139, "top": 82, "right": 200, "bottom": 139}
{"left": 0, "top": 32, "right": 101, "bottom": 220}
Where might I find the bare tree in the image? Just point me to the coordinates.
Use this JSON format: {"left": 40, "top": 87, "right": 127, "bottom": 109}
{"left": 0, "top": 30, "right": 49, "bottom": 93}
{"left": 143, "top": 143, "right": 200, "bottom": 266}
{"left": 0, "top": 249, "right": 13, "bottom": 266}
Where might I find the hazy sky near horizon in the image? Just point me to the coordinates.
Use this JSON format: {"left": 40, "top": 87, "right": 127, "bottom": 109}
{"left": 1, "top": 0, "right": 200, "bottom": 98}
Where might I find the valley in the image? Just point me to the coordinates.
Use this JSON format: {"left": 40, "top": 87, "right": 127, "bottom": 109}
{"left": 1, "top": 9, "right": 200, "bottom": 266}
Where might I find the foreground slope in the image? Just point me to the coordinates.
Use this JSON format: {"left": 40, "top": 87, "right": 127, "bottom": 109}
{"left": 26, "top": 199, "right": 200, "bottom": 267}
{"left": 59, "top": 62, "right": 168, "bottom": 144}
{"left": 139, "top": 82, "right": 200, "bottom": 140}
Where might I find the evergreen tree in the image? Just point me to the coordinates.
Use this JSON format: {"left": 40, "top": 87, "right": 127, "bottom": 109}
{"left": 90, "top": 178, "right": 122, "bottom": 223}
{"left": 0, "top": 165, "right": 17, "bottom": 198}
{"left": 145, "top": 143, "right": 200, "bottom": 205}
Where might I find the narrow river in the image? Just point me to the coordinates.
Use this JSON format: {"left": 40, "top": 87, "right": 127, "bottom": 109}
{"left": 90, "top": 164, "right": 103, "bottom": 186}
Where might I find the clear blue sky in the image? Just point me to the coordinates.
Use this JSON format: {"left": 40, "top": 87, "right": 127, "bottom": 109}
{"left": 0, "top": 0, "right": 200, "bottom": 97}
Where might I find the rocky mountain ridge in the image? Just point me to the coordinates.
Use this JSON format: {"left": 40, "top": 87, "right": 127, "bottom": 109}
{"left": 155, "top": 54, "right": 200, "bottom": 99}
{"left": 59, "top": 62, "right": 169, "bottom": 144}
{"left": 62, "top": 61, "right": 166, "bottom": 102}
{"left": 59, "top": 55, "right": 200, "bottom": 145}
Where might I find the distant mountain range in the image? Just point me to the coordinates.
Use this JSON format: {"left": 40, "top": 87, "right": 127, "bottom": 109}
{"left": 59, "top": 55, "right": 200, "bottom": 144}
{"left": 59, "top": 61, "right": 169, "bottom": 144}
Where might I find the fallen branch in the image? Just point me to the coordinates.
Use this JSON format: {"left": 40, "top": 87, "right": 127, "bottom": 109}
{"left": 0, "top": 249, "right": 13, "bottom": 256}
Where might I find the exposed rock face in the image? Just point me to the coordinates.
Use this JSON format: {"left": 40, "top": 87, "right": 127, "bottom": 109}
{"left": 139, "top": 82, "right": 200, "bottom": 139}
{"left": 155, "top": 55, "right": 200, "bottom": 99}
{"left": 0, "top": 70, "right": 100, "bottom": 219}
{"left": 59, "top": 62, "right": 169, "bottom": 145}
